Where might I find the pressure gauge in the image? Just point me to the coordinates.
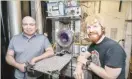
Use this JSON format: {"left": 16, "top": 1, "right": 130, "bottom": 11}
{"left": 80, "top": 46, "right": 88, "bottom": 53}
{"left": 81, "top": 47, "right": 87, "bottom": 52}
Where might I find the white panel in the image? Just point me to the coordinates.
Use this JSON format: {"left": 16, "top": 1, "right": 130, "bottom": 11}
{"left": 110, "top": 28, "right": 117, "bottom": 40}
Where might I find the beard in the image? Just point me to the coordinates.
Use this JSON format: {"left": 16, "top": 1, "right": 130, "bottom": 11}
{"left": 88, "top": 32, "right": 103, "bottom": 43}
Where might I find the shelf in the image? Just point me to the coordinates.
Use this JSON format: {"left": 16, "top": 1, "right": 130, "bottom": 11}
{"left": 46, "top": 16, "right": 81, "bottom": 20}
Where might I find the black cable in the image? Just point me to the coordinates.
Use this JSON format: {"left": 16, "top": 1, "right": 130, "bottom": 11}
{"left": 24, "top": 72, "right": 27, "bottom": 79}
{"left": 118, "top": 39, "right": 125, "bottom": 43}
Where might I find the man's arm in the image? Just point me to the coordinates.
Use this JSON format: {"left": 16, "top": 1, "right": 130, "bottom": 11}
{"left": 88, "top": 62, "right": 121, "bottom": 79}
{"left": 77, "top": 51, "right": 122, "bottom": 79}
{"left": 6, "top": 49, "right": 26, "bottom": 72}
{"left": 30, "top": 47, "right": 54, "bottom": 64}
{"left": 74, "top": 52, "right": 91, "bottom": 79}
{"left": 77, "top": 55, "right": 122, "bottom": 79}
{"left": 74, "top": 62, "right": 84, "bottom": 79}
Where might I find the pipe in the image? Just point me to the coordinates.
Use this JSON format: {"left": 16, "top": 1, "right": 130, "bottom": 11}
{"left": 35, "top": 0, "right": 43, "bottom": 34}
{"left": 7, "top": 1, "right": 22, "bottom": 38}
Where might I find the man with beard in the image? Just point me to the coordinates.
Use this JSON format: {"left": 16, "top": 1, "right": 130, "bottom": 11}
{"left": 6, "top": 16, "right": 54, "bottom": 79}
{"left": 74, "top": 15, "right": 126, "bottom": 79}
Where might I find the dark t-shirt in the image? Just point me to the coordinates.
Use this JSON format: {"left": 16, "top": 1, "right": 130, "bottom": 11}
{"left": 88, "top": 37, "right": 126, "bottom": 79}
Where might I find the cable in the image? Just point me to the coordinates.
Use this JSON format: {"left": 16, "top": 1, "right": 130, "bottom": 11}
{"left": 118, "top": 39, "right": 125, "bottom": 43}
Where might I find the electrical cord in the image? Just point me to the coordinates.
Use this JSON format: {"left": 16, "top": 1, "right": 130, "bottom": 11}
{"left": 118, "top": 39, "right": 125, "bottom": 43}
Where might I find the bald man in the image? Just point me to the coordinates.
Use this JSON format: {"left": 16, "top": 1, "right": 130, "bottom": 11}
{"left": 6, "top": 16, "right": 54, "bottom": 79}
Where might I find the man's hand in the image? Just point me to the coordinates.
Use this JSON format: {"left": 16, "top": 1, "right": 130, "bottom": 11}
{"left": 17, "top": 63, "right": 26, "bottom": 72}
{"left": 30, "top": 57, "right": 37, "bottom": 65}
{"left": 74, "top": 64, "right": 84, "bottom": 79}
{"left": 80, "top": 51, "right": 91, "bottom": 58}
{"left": 77, "top": 56, "right": 88, "bottom": 65}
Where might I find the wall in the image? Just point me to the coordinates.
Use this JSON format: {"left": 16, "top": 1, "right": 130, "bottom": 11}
{"left": 80, "top": 1, "right": 131, "bottom": 42}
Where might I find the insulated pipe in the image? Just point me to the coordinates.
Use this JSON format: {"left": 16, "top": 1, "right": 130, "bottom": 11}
{"left": 7, "top": 1, "right": 22, "bottom": 38}
{"left": 35, "top": 0, "right": 43, "bottom": 34}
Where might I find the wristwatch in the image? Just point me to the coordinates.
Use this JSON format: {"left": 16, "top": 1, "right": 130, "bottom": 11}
{"left": 86, "top": 60, "right": 92, "bottom": 68}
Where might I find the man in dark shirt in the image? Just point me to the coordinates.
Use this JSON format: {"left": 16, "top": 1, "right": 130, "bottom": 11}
{"left": 74, "top": 15, "right": 126, "bottom": 79}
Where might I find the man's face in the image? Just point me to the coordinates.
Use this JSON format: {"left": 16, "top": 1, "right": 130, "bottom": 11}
{"left": 22, "top": 17, "right": 37, "bottom": 36}
{"left": 87, "top": 19, "right": 103, "bottom": 43}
